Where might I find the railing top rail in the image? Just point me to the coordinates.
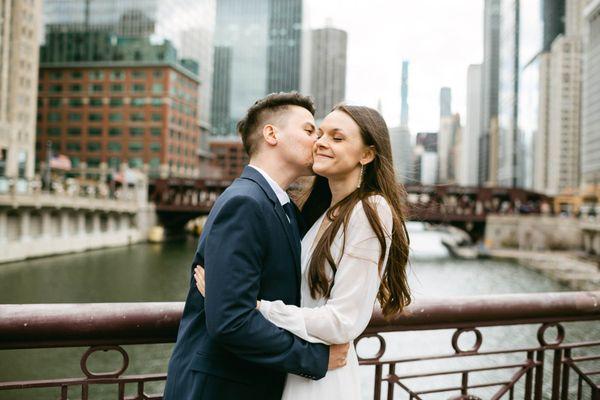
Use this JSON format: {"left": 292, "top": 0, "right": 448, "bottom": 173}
{"left": 0, "top": 291, "right": 598, "bottom": 349}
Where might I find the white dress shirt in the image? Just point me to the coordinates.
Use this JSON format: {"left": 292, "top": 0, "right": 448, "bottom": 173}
{"left": 248, "top": 164, "right": 290, "bottom": 207}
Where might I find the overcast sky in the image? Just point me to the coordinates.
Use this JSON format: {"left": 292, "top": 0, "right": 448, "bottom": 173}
{"left": 307, "top": 0, "right": 484, "bottom": 134}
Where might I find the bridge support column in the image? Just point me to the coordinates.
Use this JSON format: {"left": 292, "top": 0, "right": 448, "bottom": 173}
{"left": 77, "top": 212, "right": 86, "bottom": 237}
{"left": 41, "top": 210, "right": 52, "bottom": 239}
{"left": 20, "top": 210, "right": 31, "bottom": 243}
{"left": 593, "top": 232, "right": 600, "bottom": 256}
{"left": 60, "top": 210, "right": 70, "bottom": 238}
{"left": 0, "top": 210, "right": 7, "bottom": 244}
{"left": 107, "top": 213, "right": 116, "bottom": 232}
{"left": 92, "top": 214, "right": 101, "bottom": 235}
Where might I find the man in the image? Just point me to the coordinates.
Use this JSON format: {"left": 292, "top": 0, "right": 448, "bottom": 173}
{"left": 164, "top": 92, "right": 349, "bottom": 400}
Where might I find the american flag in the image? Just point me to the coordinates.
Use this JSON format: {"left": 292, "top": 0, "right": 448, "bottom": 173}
{"left": 49, "top": 154, "right": 72, "bottom": 170}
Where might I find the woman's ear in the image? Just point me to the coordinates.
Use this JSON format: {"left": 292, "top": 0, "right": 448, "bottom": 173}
{"left": 360, "top": 145, "right": 376, "bottom": 165}
{"left": 262, "top": 124, "right": 278, "bottom": 146}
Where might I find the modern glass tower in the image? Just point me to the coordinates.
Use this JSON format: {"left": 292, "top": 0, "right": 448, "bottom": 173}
{"left": 210, "top": 0, "right": 304, "bottom": 136}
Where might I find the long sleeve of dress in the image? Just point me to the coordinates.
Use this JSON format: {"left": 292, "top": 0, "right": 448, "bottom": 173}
{"left": 258, "top": 195, "right": 393, "bottom": 345}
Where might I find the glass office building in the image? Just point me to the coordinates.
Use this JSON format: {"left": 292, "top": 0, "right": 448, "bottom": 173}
{"left": 210, "top": 0, "right": 304, "bottom": 136}
{"left": 42, "top": 0, "right": 215, "bottom": 125}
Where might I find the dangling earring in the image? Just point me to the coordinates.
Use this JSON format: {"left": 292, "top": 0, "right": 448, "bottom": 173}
{"left": 357, "top": 164, "right": 364, "bottom": 189}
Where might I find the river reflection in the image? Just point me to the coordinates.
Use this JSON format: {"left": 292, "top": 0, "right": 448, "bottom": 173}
{"left": 0, "top": 223, "right": 597, "bottom": 399}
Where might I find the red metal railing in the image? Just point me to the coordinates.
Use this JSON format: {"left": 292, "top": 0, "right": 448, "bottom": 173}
{"left": 1, "top": 292, "right": 599, "bottom": 399}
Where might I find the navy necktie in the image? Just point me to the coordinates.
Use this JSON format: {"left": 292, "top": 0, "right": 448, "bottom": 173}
{"left": 283, "top": 202, "right": 301, "bottom": 245}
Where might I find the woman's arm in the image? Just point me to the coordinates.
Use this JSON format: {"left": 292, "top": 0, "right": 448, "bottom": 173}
{"left": 259, "top": 197, "right": 393, "bottom": 344}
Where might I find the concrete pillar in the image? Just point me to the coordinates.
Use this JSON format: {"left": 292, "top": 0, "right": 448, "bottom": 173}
{"left": 77, "top": 212, "right": 86, "bottom": 237}
{"left": 92, "top": 213, "right": 101, "bottom": 234}
{"left": 41, "top": 210, "right": 52, "bottom": 238}
{"left": 60, "top": 210, "right": 70, "bottom": 238}
{"left": 20, "top": 209, "right": 31, "bottom": 242}
{"left": 0, "top": 210, "right": 7, "bottom": 244}
{"left": 107, "top": 213, "right": 115, "bottom": 232}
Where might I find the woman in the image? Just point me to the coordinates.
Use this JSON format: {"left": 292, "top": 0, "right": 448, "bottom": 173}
{"left": 196, "top": 105, "right": 411, "bottom": 399}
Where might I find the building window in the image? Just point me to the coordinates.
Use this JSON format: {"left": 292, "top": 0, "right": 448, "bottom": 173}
{"left": 150, "top": 127, "right": 161, "bottom": 136}
{"left": 49, "top": 84, "right": 62, "bottom": 93}
{"left": 109, "top": 98, "right": 124, "bottom": 107}
{"left": 66, "top": 142, "right": 81, "bottom": 151}
{"left": 110, "top": 70, "right": 125, "bottom": 80}
{"left": 133, "top": 84, "right": 145, "bottom": 92}
{"left": 87, "top": 158, "right": 100, "bottom": 167}
{"left": 108, "top": 128, "right": 122, "bottom": 136}
{"left": 150, "top": 142, "right": 161, "bottom": 152}
{"left": 129, "top": 158, "right": 143, "bottom": 168}
{"left": 89, "top": 113, "right": 102, "bottom": 122}
{"left": 71, "top": 71, "right": 83, "bottom": 79}
{"left": 69, "top": 98, "right": 83, "bottom": 107}
{"left": 69, "top": 84, "right": 82, "bottom": 92}
{"left": 130, "top": 113, "right": 145, "bottom": 122}
{"left": 48, "top": 112, "right": 61, "bottom": 122}
{"left": 49, "top": 98, "right": 61, "bottom": 107}
{"left": 87, "top": 142, "right": 101, "bottom": 152}
{"left": 90, "top": 84, "right": 103, "bottom": 92}
{"left": 153, "top": 70, "right": 163, "bottom": 78}
{"left": 89, "top": 71, "right": 104, "bottom": 80}
{"left": 108, "top": 157, "right": 120, "bottom": 169}
{"left": 108, "top": 142, "right": 122, "bottom": 151}
{"left": 151, "top": 113, "right": 162, "bottom": 122}
{"left": 131, "top": 98, "right": 145, "bottom": 107}
{"left": 47, "top": 127, "right": 61, "bottom": 136}
{"left": 152, "top": 83, "right": 164, "bottom": 94}
{"left": 151, "top": 98, "right": 163, "bottom": 106}
{"left": 149, "top": 157, "right": 160, "bottom": 168}
{"left": 128, "top": 142, "right": 143, "bottom": 152}
{"left": 130, "top": 127, "right": 145, "bottom": 136}
{"left": 67, "top": 128, "right": 81, "bottom": 136}
{"left": 89, "top": 98, "right": 103, "bottom": 107}
{"left": 88, "top": 128, "right": 102, "bottom": 136}
{"left": 49, "top": 71, "right": 63, "bottom": 79}
{"left": 68, "top": 113, "right": 82, "bottom": 121}
{"left": 109, "top": 113, "right": 123, "bottom": 122}
{"left": 132, "top": 70, "right": 146, "bottom": 79}
{"left": 70, "top": 157, "right": 80, "bottom": 168}
{"left": 110, "top": 84, "right": 123, "bottom": 92}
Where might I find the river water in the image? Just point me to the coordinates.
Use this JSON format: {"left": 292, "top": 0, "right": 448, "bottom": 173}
{"left": 0, "top": 223, "right": 597, "bottom": 399}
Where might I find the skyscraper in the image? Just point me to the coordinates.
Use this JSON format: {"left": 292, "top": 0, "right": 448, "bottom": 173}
{"left": 480, "top": 0, "right": 501, "bottom": 186}
{"left": 42, "top": 0, "right": 216, "bottom": 126}
{"left": 0, "top": 0, "right": 43, "bottom": 181}
{"left": 581, "top": 1, "right": 600, "bottom": 186}
{"left": 461, "top": 64, "right": 482, "bottom": 186}
{"left": 309, "top": 27, "right": 347, "bottom": 120}
{"left": 400, "top": 61, "right": 409, "bottom": 128}
{"left": 440, "top": 87, "right": 452, "bottom": 118}
{"left": 211, "top": 0, "right": 304, "bottom": 135}
{"left": 267, "top": 0, "right": 303, "bottom": 93}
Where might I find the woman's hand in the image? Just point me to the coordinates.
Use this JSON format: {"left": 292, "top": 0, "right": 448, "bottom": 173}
{"left": 194, "top": 265, "right": 205, "bottom": 297}
{"left": 194, "top": 265, "right": 259, "bottom": 309}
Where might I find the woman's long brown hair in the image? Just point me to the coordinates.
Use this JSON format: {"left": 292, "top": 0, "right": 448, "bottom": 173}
{"left": 302, "top": 104, "right": 411, "bottom": 318}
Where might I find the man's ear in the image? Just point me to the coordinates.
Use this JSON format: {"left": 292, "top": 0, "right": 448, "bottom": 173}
{"left": 262, "top": 124, "right": 278, "bottom": 146}
{"left": 360, "top": 145, "right": 376, "bottom": 166}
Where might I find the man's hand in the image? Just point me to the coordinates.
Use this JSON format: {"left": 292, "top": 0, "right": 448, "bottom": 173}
{"left": 327, "top": 343, "right": 349, "bottom": 370}
{"left": 194, "top": 265, "right": 206, "bottom": 296}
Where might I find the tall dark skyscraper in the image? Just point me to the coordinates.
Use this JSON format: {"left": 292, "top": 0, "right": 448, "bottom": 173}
{"left": 211, "top": 0, "right": 304, "bottom": 135}
{"left": 400, "top": 60, "right": 409, "bottom": 128}
{"left": 479, "top": 0, "right": 501, "bottom": 186}
{"left": 440, "top": 87, "right": 452, "bottom": 117}
{"left": 310, "top": 27, "right": 347, "bottom": 120}
{"left": 268, "top": 0, "right": 303, "bottom": 93}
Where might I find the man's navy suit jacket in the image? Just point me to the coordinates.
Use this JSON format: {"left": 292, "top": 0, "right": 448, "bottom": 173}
{"left": 163, "top": 166, "right": 329, "bottom": 400}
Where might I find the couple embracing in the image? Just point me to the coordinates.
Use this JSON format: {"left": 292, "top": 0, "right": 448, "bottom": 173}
{"left": 163, "top": 92, "right": 411, "bottom": 400}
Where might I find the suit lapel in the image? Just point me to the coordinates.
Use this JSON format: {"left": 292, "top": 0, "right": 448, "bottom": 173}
{"left": 240, "top": 166, "right": 302, "bottom": 281}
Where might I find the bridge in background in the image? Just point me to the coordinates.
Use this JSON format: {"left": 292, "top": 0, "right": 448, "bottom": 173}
{"left": 149, "top": 178, "right": 552, "bottom": 239}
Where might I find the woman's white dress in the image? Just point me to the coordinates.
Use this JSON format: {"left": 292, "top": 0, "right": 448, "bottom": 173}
{"left": 258, "top": 195, "right": 393, "bottom": 400}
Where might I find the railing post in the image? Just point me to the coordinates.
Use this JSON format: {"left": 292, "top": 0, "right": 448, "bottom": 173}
{"left": 387, "top": 363, "right": 395, "bottom": 400}
{"left": 524, "top": 350, "right": 534, "bottom": 400}
{"left": 560, "top": 348, "right": 571, "bottom": 400}
{"left": 534, "top": 350, "right": 545, "bottom": 400}
{"left": 551, "top": 348, "right": 563, "bottom": 400}
{"left": 373, "top": 364, "right": 382, "bottom": 400}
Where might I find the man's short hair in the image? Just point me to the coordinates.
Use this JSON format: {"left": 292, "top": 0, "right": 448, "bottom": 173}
{"left": 237, "top": 92, "right": 315, "bottom": 156}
